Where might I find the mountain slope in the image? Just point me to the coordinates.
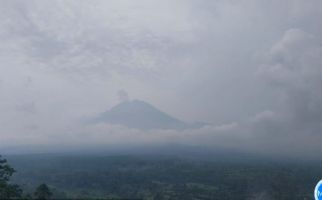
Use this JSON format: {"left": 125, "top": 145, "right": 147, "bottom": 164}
{"left": 92, "top": 100, "right": 190, "bottom": 130}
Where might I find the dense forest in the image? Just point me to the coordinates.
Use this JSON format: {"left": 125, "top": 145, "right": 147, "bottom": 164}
{"left": 1, "top": 154, "right": 320, "bottom": 199}
{"left": 0, "top": 155, "right": 53, "bottom": 199}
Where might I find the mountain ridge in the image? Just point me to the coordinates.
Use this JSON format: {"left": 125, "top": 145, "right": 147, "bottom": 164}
{"left": 91, "top": 99, "right": 207, "bottom": 130}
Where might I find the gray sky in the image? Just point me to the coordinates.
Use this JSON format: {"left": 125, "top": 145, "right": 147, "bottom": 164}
{"left": 0, "top": 0, "right": 322, "bottom": 158}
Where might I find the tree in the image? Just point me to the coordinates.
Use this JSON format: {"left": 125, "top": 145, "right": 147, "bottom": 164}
{"left": 34, "top": 184, "right": 52, "bottom": 200}
{"left": 0, "top": 155, "right": 22, "bottom": 199}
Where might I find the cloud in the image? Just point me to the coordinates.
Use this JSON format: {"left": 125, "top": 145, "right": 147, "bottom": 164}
{"left": 0, "top": 0, "right": 196, "bottom": 76}
{"left": 245, "top": 28, "right": 322, "bottom": 157}
{"left": 0, "top": 1, "right": 321, "bottom": 159}
{"left": 117, "top": 89, "right": 130, "bottom": 103}
{"left": 259, "top": 29, "right": 322, "bottom": 132}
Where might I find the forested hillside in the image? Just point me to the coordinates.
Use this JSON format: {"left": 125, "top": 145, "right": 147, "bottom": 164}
{"left": 5, "top": 154, "right": 321, "bottom": 199}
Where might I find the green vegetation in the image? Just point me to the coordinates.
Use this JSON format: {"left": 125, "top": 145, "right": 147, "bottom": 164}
{"left": 5, "top": 154, "right": 321, "bottom": 199}
{"left": 0, "top": 155, "right": 53, "bottom": 199}
{"left": 34, "top": 184, "right": 52, "bottom": 200}
{"left": 0, "top": 155, "right": 22, "bottom": 199}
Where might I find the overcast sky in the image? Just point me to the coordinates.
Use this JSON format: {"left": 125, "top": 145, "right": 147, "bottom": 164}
{"left": 0, "top": 0, "right": 321, "bottom": 158}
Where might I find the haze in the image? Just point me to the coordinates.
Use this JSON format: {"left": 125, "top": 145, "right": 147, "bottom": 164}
{"left": 0, "top": 0, "right": 321, "bottom": 159}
